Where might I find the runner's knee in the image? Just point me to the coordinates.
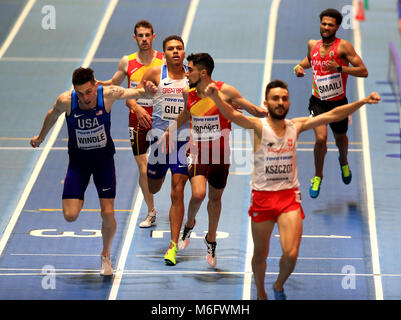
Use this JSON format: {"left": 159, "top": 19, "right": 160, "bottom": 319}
{"left": 171, "top": 184, "right": 185, "bottom": 203}
{"left": 100, "top": 210, "right": 115, "bottom": 221}
{"left": 315, "top": 135, "right": 327, "bottom": 145}
{"left": 148, "top": 179, "right": 162, "bottom": 194}
{"left": 282, "top": 249, "right": 299, "bottom": 262}
{"left": 191, "top": 189, "right": 206, "bottom": 204}
{"left": 63, "top": 210, "right": 79, "bottom": 222}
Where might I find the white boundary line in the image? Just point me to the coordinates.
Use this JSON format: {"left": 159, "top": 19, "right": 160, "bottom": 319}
{"left": 0, "top": 0, "right": 36, "bottom": 59}
{"left": 353, "top": 0, "right": 383, "bottom": 300}
{"left": 107, "top": 0, "right": 199, "bottom": 300}
{"left": 181, "top": 0, "right": 199, "bottom": 45}
{"left": 108, "top": 187, "right": 143, "bottom": 299}
{"left": 242, "top": 0, "right": 281, "bottom": 301}
{"left": 1, "top": 57, "right": 299, "bottom": 64}
{"left": 1, "top": 270, "right": 400, "bottom": 278}
{"left": 0, "top": 0, "right": 120, "bottom": 256}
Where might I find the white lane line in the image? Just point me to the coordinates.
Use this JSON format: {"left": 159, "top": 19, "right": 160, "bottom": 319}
{"left": 107, "top": 0, "right": 199, "bottom": 300}
{"left": 273, "top": 234, "right": 352, "bottom": 239}
{"left": 0, "top": 0, "right": 120, "bottom": 257}
{"left": 353, "top": 0, "right": 383, "bottom": 300}
{"left": 1, "top": 57, "right": 82, "bottom": 62}
{"left": 181, "top": 0, "right": 199, "bottom": 45}
{"left": 1, "top": 57, "right": 299, "bottom": 64}
{"left": 108, "top": 186, "right": 143, "bottom": 300}
{"left": 7, "top": 253, "right": 365, "bottom": 261}
{"left": 10, "top": 253, "right": 99, "bottom": 257}
{"left": 0, "top": 269, "right": 399, "bottom": 278}
{"left": 134, "top": 254, "right": 358, "bottom": 260}
{"left": 242, "top": 0, "right": 281, "bottom": 301}
{"left": 0, "top": 0, "right": 36, "bottom": 59}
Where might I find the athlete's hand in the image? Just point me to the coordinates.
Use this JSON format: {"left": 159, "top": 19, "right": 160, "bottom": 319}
{"left": 365, "top": 92, "right": 381, "bottom": 104}
{"left": 204, "top": 82, "right": 219, "bottom": 99}
{"left": 327, "top": 57, "right": 340, "bottom": 72}
{"left": 142, "top": 80, "right": 158, "bottom": 97}
{"left": 294, "top": 65, "right": 305, "bottom": 77}
{"left": 30, "top": 135, "right": 43, "bottom": 148}
{"left": 136, "top": 106, "right": 152, "bottom": 129}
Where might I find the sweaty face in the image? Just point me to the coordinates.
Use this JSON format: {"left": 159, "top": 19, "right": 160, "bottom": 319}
{"left": 134, "top": 27, "right": 154, "bottom": 51}
{"left": 264, "top": 87, "right": 290, "bottom": 120}
{"left": 164, "top": 39, "right": 185, "bottom": 66}
{"left": 186, "top": 61, "right": 201, "bottom": 88}
{"left": 320, "top": 16, "right": 339, "bottom": 40}
{"left": 74, "top": 81, "right": 97, "bottom": 108}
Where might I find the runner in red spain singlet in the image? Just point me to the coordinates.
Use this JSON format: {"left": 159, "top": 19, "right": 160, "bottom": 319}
{"left": 126, "top": 51, "right": 164, "bottom": 155}
{"left": 162, "top": 53, "right": 268, "bottom": 268}
{"left": 187, "top": 80, "right": 232, "bottom": 169}
{"left": 96, "top": 20, "right": 163, "bottom": 228}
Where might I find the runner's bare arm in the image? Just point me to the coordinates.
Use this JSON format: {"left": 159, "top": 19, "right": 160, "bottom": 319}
{"left": 221, "top": 83, "right": 268, "bottom": 117}
{"left": 335, "top": 40, "right": 368, "bottom": 77}
{"left": 293, "top": 92, "right": 380, "bottom": 134}
{"left": 104, "top": 82, "right": 157, "bottom": 104}
{"left": 30, "top": 91, "right": 71, "bottom": 148}
{"left": 294, "top": 40, "right": 315, "bottom": 77}
{"left": 125, "top": 66, "right": 160, "bottom": 127}
{"left": 96, "top": 56, "right": 128, "bottom": 86}
{"left": 126, "top": 80, "right": 153, "bottom": 129}
{"left": 205, "top": 83, "right": 259, "bottom": 130}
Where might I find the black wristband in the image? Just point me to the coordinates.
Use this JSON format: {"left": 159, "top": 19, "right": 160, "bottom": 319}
{"left": 337, "top": 65, "right": 343, "bottom": 73}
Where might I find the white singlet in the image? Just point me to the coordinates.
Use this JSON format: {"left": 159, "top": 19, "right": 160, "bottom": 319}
{"left": 151, "top": 64, "right": 189, "bottom": 141}
{"left": 250, "top": 118, "right": 299, "bottom": 191}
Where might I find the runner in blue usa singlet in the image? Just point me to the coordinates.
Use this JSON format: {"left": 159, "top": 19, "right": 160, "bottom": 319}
{"left": 63, "top": 86, "right": 116, "bottom": 199}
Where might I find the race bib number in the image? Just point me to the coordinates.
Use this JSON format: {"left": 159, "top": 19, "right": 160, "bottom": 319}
{"left": 128, "top": 127, "right": 136, "bottom": 140}
{"left": 264, "top": 155, "right": 294, "bottom": 183}
{"left": 192, "top": 115, "right": 221, "bottom": 141}
{"left": 161, "top": 97, "right": 185, "bottom": 121}
{"left": 76, "top": 125, "right": 107, "bottom": 150}
{"left": 315, "top": 72, "right": 344, "bottom": 100}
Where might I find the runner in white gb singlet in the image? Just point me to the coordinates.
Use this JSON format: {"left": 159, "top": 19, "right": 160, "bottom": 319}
{"left": 151, "top": 64, "right": 189, "bottom": 141}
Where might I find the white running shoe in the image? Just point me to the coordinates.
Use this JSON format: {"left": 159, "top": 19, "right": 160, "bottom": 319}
{"left": 204, "top": 234, "right": 217, "bottom": 268}
{"left": 178, "top": 220, "right": 196, "bottom": 250}
{"left": 139, "top": 208, "right": 157, "bottom": 228}
{"left": 100, "top": 256, "right": 113, "bottom": 276}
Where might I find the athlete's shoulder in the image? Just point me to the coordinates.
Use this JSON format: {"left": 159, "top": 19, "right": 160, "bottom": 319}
{"left": 214, "top": 81, "right": 228, "bottom": 93}
{"left": 308, "top": 39, "right": 319, "bottom": 46}
{"left": 308, "top": 39, "right": 321, "bottom": 50}
{"left": 55, "top": 90, "right": 72, "bottom": 113}
{"left": 58, "top": 90, "right": 72, "bottom": 103}
{"left": 155, "top": 51, "right": 164, "bottom": 60}
{"left": 337, "top": 38, "right": 353, "bottom": 50}
{"left": 127, "top": 52, "right": 137, "bottom": 61}
{"left": 143, "top": 64, "right": 162, "bottom": 81}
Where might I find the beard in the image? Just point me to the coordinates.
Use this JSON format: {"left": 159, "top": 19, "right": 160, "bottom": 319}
{"left": 320, "top": 30, "right": 336, "bottom": 41}
{"left": 268, "top": 105, "right": 288, "bottom": 120}
{"left": 189, "top": 79, "right": 200, "bottom": 89}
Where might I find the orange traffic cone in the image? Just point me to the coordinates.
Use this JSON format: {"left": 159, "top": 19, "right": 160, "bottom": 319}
{"left": 356, "top": 0, "right": 365, "bottom": 21}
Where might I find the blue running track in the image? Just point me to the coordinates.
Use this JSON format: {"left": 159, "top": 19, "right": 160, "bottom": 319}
{"left": 0, "top": 0, "right": 400, "bottom": 304}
